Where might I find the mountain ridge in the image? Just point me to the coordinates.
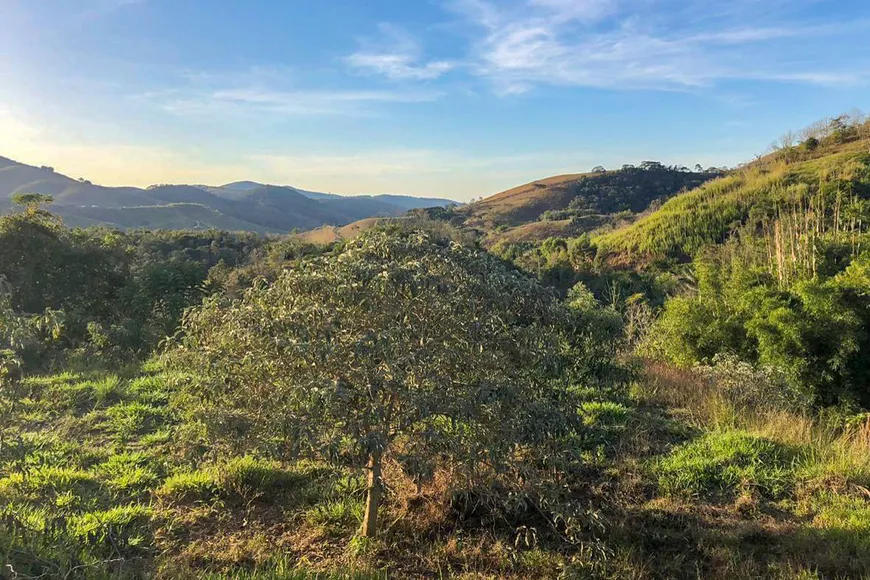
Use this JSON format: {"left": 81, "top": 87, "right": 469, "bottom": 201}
{"left": 0, "top": 156, "right": 457, "bottom": 232}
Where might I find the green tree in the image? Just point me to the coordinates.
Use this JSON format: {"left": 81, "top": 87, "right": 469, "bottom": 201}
{"left": 173, "top": 231, "right": 583, "bottom": 536}
{"left": 11, "top": 193, "right": 54, "bottom": 215}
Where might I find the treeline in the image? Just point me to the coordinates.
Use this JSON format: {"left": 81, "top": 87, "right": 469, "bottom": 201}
{"left": 0, "top": 195, "right": 279, "bottom": 367}
{"left": 769, "top": 109, "right": 870, "bottom": 160}
{"left": 538, "top": 163, "right": 722, "bottom": 223}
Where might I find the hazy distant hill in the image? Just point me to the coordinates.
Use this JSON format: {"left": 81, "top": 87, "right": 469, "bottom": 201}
{"left": 215, "top": 180, "right": 453, "bottom": 209}
{"left": 0, "top": 156, "right": 456, "bottom": 232}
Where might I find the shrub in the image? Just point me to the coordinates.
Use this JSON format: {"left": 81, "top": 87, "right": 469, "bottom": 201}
{"left": 695, "top": 353, "right": 814, "bottom": 414}
{"left": 172, "top": 231, "right": 587, "bottom": 536}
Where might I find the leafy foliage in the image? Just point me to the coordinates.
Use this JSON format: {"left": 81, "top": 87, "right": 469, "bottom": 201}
{"left": 0, "top": 206, "right": 271, "bottom": 365}
{"left": 644, "top": 243, "right": 870, "bottom": 406}
{"left": 172, "top": 230, "right": 588, "bottom": 535}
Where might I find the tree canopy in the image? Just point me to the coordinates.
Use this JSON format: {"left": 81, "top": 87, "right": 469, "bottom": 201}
{"left": 172, "top": 231, "right": 585, "bottom": 535}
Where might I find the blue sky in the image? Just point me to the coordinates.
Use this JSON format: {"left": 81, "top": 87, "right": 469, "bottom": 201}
{"left": 0, "top": 0, "right": 868, "bottom": 200}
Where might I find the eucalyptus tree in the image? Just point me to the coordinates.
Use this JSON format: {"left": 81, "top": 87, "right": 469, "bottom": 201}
{"left": 173, "top": 231, "right": 584, "bottom": 536}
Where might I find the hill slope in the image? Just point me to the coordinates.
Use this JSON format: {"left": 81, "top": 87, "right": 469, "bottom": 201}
{"left": 294, "top": 164, "right": 717, "bottom": 246}
{"left": 462, "top": 164, "right": 718, "bottom": 230}
{"left": 0, "top": 157, "right": 455, "bottom": 232}
{"left": 596, "top": 137, "right": 870, "bottom": 265}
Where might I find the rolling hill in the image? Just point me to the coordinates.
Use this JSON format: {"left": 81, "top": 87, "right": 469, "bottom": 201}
{"left": 296, "top": 163, "right": 720, "bottom": 246}
{"left": 0, "top": 156, "right": 456, "bottom": 232}
{"left": 458, "top": 163, "right": 720, "bottom": 240}
{"left": 595, "top": 131, "right": 870, "bottom": 266}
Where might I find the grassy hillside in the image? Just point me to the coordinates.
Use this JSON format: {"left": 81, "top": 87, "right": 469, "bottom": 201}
{"left": 0, "top": 162, "right": 158, "bottom": 208}
{"left": 292, "top": 165, "right": 718, "bottom": 248}
{"left": 597, "top": 133, "right": 870, "bottom": 266}
{"left": 3, "top": 176, "right": 870, "bottom": 578}
{"left": 460, "top": 165, "right": 718, "bottom": 231}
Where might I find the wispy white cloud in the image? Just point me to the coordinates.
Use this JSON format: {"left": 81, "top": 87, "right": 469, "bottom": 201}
{"left": 346, "top": 53, "right": 456, "bottom": 81}
{"left": 345, "top": 24, "right": 457, "bottom": 80}
{"left": 136, "top": 66, "right": 443, "bottom": 118}
{"left": 443, "top": 0, "right": 870, "bottom": 93}
{"left": 159, "top": 87, "right": 441, "bottom": 117}
{"left": 527, "top": 0, "right": 618, "bottom": 24}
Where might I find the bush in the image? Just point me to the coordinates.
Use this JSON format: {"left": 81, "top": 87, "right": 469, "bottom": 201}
{"left": 695, "top": 353, "right": 814, "bottom": 414}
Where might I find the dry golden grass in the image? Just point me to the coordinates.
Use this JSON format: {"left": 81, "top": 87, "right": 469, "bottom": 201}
{"left": 298, "top": 218, "right": 385, "bottom": 244}
{"left": 482, "top": 219, "right": 578, "bottom": 247}
{"left": 460, "top": 174, "right": 590, "bottom": 230}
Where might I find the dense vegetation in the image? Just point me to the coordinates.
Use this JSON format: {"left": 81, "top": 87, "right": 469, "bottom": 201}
{"left": 2, "top": 113, "right": 870, "bottom": 579}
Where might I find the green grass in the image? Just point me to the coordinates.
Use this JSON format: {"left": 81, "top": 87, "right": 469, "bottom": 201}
{"left": 158, "top": 470, "right": 220, "bottom": 503}
{"left": 68, "top": 504, "right": 153, "bottom": 549}
{"left": 157, "top": 456, "right": 315, "bottom": 507}
{"left": 305, "top": 498, "right": 364, "bottom": 530}
{"left": 654, "top": 430, "right": 801, "bottom": 500}
{"left": 804, "top": 491, "right": 870, "bottom": 548}
{"left": 193, "top": 559, "right": 387, "bottom": 580}
{"left": 596, "top": 148, "right": 870, "bottom": 263}
{"left": 5, "top": 361, "right": 870, "bottom": 578}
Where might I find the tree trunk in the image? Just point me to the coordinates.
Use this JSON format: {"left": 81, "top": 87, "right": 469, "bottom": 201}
{"left": 361, "top": 451, "right": 383, "bottom": 537}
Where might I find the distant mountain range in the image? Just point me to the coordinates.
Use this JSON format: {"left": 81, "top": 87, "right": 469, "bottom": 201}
{"left": 0, "top": 156, "right": 456, "bottom": 233}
